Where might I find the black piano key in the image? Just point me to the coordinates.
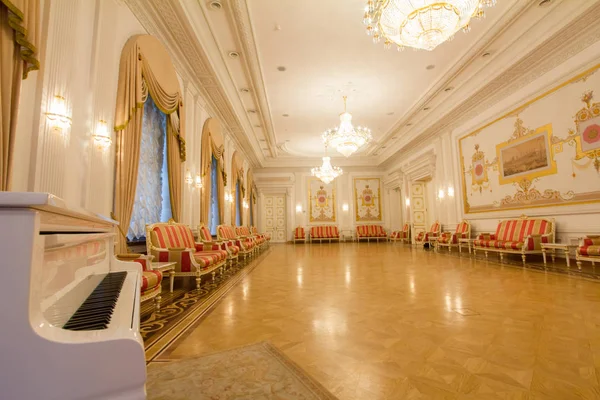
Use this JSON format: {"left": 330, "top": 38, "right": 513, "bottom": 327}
{"left": 63, "top": 271, "right": 126, "bottom": 331}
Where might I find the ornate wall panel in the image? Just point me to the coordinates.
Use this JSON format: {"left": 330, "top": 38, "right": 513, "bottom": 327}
{"left": 307, "top": 177, "right": 336, "bottom": 223}
{"left": 459, "top": 64, "right": 600, "bottom": 214}
{"left": 354, "top": 178, "right": 382, "bottom": 222}
{"left": 411, "top": 182, "right": 427, "bottom": 235}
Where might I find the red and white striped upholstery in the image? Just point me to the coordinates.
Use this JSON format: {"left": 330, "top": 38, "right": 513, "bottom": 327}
{"left": 236, "top": 226, "right": 265, "bottom": 248}
{"left": 472, "top": 216, "right": 554, "bottom": 264}
{"left": 310, "top": 226, "right": 340, "bottom": 242}
{"left": 218, "top": 224, "right": 256, "bottom": 259}
{"left": 146, "top": 221, "right": 227, "bottom": 290}
{"left": 356, "top": 225, "right": 387, "bottom": 242}
{"left": 116, "top": 254, "right": 163, "bottom": 310}
{"left": 251, "top": 226, "right": 271, "bottom": 243}
{"left": 415, "top": 221, "right": 441, "bottom": 246}
{"left": 577, "top": 236, "right": 600, "bottom": 267}
{"left": 294, "top": 227, "right": 306, "bottom": 242}
{"left": 389, "top": 223, "right": 410, "bottom": 243}
{"left": 438, "top": 220, "right": 471, "bottom": 251}
{"left": 198, "top": 224, "right": 239, "bottom": 265}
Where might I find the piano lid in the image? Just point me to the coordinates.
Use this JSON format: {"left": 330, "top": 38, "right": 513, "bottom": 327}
{"left": 0, "top": 192, "right": 117, "bottom": 232}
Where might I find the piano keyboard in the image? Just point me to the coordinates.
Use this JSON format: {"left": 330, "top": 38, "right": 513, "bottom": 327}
{"left": 63, "top": 271, "right": 127, "bottom": 331}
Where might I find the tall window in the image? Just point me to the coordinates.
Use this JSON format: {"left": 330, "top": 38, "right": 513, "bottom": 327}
{"left": 235, "top": 180, "right": 242, "bottom": 226}
{"left": 249, "top": 191, "right": 254, "bottom": 226}
{"left": 209, "top": 155, "right": 220, "bottom": 235}
{"left": 127, "top": 95, "right": 171, "bottom": 240}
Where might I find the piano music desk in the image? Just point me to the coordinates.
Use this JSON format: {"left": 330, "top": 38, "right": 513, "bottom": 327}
{"left": 154, "top": 261, "right": 176, "bottom": 293}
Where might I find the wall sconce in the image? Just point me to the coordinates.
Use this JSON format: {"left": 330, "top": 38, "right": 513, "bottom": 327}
{"left": 92, "top": 120, "right": 112, "bottom": 150}
{"left": 295, "top": 204, "right": 302, "bottom": 213}
{"left": 342, "top": 203, "right": 349, "bottom": 212}
{"left": 225, "top": 192, "right": 232, "bottom": 202}
{"left": 438, "top": 189, "right": 445, "bottom": 199}
{"left": 45, "top": 95, "right": 72, "bottom": 129}
{"left": 195, "top": 174, "right": 203, "bottom": 189}
{"left": 447, "top": 186, "right": 455, "bottom": 197}
{"left": 243, "top": 199, "right": 249, "bottom": 209}
{"left": 405, "top": 198, "right": 410, "bottom": 207}
{"left": 185, "top": 170, "right": 193, "bottom": 186}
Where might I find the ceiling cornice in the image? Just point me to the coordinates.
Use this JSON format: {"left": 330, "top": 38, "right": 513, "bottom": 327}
{"left": 124, "top": 0, "right": 263, "bottom": 168}
{"left": 380, "top": 0, "right": 600, "bottom": 169}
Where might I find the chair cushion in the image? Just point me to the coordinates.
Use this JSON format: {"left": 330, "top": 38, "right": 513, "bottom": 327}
{"left": 580, "top": 245, "right": 600, "bottom": 257}
{"left": 141, "top": 270, "right": 163, "bottom": 293}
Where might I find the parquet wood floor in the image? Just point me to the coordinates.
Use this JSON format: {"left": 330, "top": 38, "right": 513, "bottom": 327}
{"left": 153, "top": 243, "right": 600, "bottom": 399}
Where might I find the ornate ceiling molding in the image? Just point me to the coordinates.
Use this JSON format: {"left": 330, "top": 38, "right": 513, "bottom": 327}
{"left": 381, "top": 1, "right": 600, "bottom": 168}
{"left": 401, "top": 151, "right": 436, "bottom": 182}
{"left": 124, "top": 0, "right": 262, "bottom": 167}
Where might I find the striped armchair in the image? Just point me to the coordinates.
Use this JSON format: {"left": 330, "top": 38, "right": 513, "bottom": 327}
{"left": 310, "top": 226, "right": 340, "bottom": 243}
{"left": 251, "top": 226, "right": 271, "bottom": 244}
{"left": 437, "top": 220, "right": 471, "bottom": 252}
{"left": 146, "top": 220, "right": 227, "bottom": 290}
{"left": 116, "top": 254, "right": 163, "bottom": 311}
{"left": 293, "top": 226, "right": 306, "bottom": 243}
{"left": 576, "top": 235, "right": 600, "bottom": 268}
{"left": 218, "top": 224, "right": 256, "bottom": 260}
{"left": 473, "top": 216, "right": 554, "bottom": 264}
{"left": 389, "top": 223, "right": 411, "bottom": 244}
{"left": 236, "top": 226, "right": 265, "bottom": 250}
{"left": 414, "top": 221, "right": 441, "bottom": 247}
{"left": 198, "top": 224, "right": 239, "bottom": 266}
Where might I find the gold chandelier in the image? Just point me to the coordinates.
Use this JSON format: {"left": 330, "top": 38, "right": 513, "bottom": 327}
{"left": 311, "top": 145, "right": 343, "bottom": 184}
{"left": 322, "top": 96, "right": 372, "bottom": 158}
{"left": 364, "top": 0, "right": 496, "bottom": 51}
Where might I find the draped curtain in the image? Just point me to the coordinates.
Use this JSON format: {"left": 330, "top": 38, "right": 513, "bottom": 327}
{"left": 113, "top": 35, "right": 185, "bottom": 253}
{"left": 0, "top": 0, "right": 39, "bottom": 191}
{"left": 247, "top": 169, "right": 254, "bottom": 226}
{"left": 200, "top": 118, "right": 224, "bottom": 225}
{"left": 230, "top": 151, "right": 244, "bottom": 226}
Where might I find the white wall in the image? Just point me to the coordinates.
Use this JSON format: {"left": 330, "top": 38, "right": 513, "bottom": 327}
{"left": 11, "top": 0, "right": 251, "bottom": 232}
{"left": 384, "top": 40, "right": 600, "bottom": 244}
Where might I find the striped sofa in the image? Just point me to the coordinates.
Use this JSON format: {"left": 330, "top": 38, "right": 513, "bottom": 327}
{"left": 116, "top": 254, "right": 163, "bottom": 311}
{"left": 218, "top": 224, "right": 256, "bottom": 260}
{"left": 437, "top": 220, "right": 471, "bottom": 252}
{"left": 293, "top": 227, "right": 306, "bottom": 243}
{"left": 576, "top": 235, "right": 600, "bottom": 268}
{"left": 356, "top": 225, "right": 387, "bottom": 242}
{"left": 198, "top": 224, "right": 239, "bottom": 266}
{"left": 415, "top": 221, "right": 441, "bottom": 247}
{"left": 473, "top": 216, "right": 555, "bottom": 264}
{"left": 390, "top": 223, "right": 411, "bottom": 244}
{"left": 146, "top": 221, "right": 227, "bottom": 290}
{"left": 310, "top": 226, "right": 340, "bottom": 243}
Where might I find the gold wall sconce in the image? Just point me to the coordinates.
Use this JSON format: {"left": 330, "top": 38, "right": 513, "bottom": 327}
{"left": 92, "top": 120, "right": 112, "bottom": 150}
{"left": 45, "top": 95, "right": 72, "bottom": 129}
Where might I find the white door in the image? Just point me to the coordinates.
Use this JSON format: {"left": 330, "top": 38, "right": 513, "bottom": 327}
{"left": 411, "top": 182, "right": 427, "bottom": 242}
{"left": 264, "top": 194, "right": 286, "bottom": 242}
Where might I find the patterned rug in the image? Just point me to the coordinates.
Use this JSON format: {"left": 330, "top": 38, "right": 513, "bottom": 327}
{"left": 146, "top": 341, "right": 338, "bottom": 400}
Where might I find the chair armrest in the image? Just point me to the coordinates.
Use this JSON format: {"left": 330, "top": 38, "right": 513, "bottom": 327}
{"left": 476, "top": 233, "right": 494, "bottom": 240}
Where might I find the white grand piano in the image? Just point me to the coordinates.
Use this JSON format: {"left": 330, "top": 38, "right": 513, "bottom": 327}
{"left": 0, "top": 192, "right": 146, "bottom": 400}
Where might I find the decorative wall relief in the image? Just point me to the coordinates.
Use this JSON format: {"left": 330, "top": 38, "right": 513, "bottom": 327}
{"left": 354, "top": 177, "right": 382, "bottom": 222}
{"left": 308, "top": 177, "right": 336, "bottom": 223}
{"left": 459, "top": 64, "right": 600, "bottom": 213}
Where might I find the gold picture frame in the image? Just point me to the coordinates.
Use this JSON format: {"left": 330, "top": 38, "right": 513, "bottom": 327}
{"left": 496, "top": 124, "right": 557, "bottom": 185}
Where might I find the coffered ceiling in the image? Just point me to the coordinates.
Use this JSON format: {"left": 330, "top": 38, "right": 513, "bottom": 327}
{"left": 127, "top": 0, "right": 600, "bottom": 169}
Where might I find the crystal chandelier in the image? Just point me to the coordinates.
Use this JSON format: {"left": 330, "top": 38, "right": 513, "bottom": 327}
{"left": 364, "top": 0, "right": 497, "bottom": 51}
{"left": 322, "top": 96, "right": 372, "bottom": 158}
{"left": 311, "top": 145, "right": 343, "bottom": 184}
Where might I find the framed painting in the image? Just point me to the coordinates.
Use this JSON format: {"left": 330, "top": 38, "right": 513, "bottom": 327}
{"left": 496, "top": 124, "right": 557, "bottom": 185}
{"left": 353, "top": 177, "right": 382, "bottom": 222}
{"left": 308, "top": 177, "right": 336, "bottom": 223}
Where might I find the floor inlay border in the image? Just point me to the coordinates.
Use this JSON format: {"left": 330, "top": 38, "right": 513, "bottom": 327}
{"left": 143, "top": 249, "right": 271, "bottom": 362}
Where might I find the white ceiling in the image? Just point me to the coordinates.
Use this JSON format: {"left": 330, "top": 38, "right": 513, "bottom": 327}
{"left": 245, "top": 0, "right": 515, "bottom": 158}
{"left": 171, "top": 0, "right": 600, "bottom": 168}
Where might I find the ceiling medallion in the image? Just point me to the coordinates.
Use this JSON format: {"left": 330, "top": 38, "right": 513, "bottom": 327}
{"left": 322, "top": 96, "right": 372, "bottom": 158}
{"left": 364, "top": 0, "right": 497, "bottom": 51}
{"left": 311, "top": 145, "right": 343, "bottom": 184}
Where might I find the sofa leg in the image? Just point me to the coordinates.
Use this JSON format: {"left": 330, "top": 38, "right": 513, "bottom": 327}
{"left": 577, "top": 261, "right": 582, "bottom": 270}
{"left": 499, "top": 253, "right": 503, "bottom": 262}
{"left": 212, "top": 271, "right": 216, "bottom": 281}
{"left": 484, "top": 251, "right": 488, "bottom": 259}
{"left": 195, "top": 277, "right": 201, "bottom": 290}
{"left": 521, "top": 254, "right": 526, "bottom": 265}
{"left": 154, "top": 295, "right": 161, "bottom": 311}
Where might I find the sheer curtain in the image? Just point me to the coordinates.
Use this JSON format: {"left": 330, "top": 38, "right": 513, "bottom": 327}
{"left": 209, "top": 155, "right": 220, "bottom": 235}
{"left": 127, "top": 95, "right": 171, "bottom": 240}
